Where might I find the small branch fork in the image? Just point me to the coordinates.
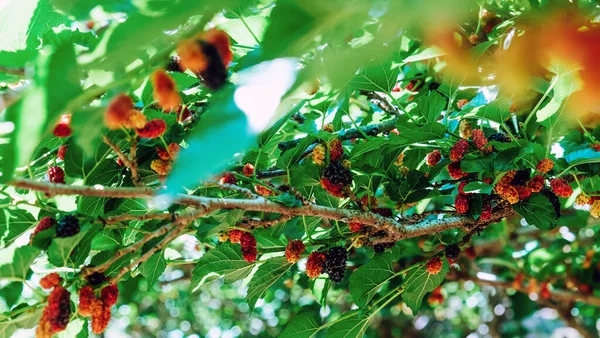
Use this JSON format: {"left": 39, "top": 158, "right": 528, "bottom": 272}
{"left": 102, "top": 135, "right": 142, "bottom": 187}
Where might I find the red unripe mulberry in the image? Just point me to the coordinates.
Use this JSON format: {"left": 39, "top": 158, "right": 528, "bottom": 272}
{"left": 348, "top": 222, "right": 363, "bottom": 233}
{"left": 450, "top": 139, "right": 469, "bottom": 162}
{"left": 48, "top": 166, "right": 65, "bottom": 184}
{"left": 306, "top": 252, "right": 326, "bottom": 279}
{"left": 37, "top": 286, "right": 71, "bottom": 336}
{"left": 136, "top": 119, "right": 167, "bottom": 139}
{"left": 151, "top": 69, "right": 181, "bottom": 111}
{"left": 515, "top": 186, "right": 532, "bottom": 200}
{"left": 40, "top": 273, "right": 62, "bottom": 289}
{"left": 229, "top": 230, "right": 243, "bottom": 244}
{"left": 240, "top": 232, "right": 257, "bottom": 263}
{"left": 220, "top": 172, "right": 237, "bottom": 185}
{"left": 329, "top": 139, "right": 344, "bottom": 162}
{"left": 536, "top": 158, "right": 554, "bottom": 174}
{"left": 101, "top": 284, "right": 119, "bottom": 307}
{"left": 90, "top": 298, "right": 111, "bottom": 334}
{"left": 472, "top": 129, "right": 489, "bottom": 151}
{"left": 57, "top": 144, "right": 67, "bottom": 161}
{"left": 320, "top": 177, "right": 345, "bottom": 197}
{"left": 105, "top": 94, "right": 134, "bottom": 130}
{"left": 285, "top": 240, "right": 305, "bottom": 264}
{"left": 78, "top": 286, "right": 95, "bottom": 317}
{"left": 528, "top": 175, "right": 545, "bottom": 192}
{"left": 428, "top": 286, "right": 444, "bottom": 305}
{"left": 455, "top": 194, "right": 470, "bottom": 214}
{"left": 426, "top": 256, "right": 443, "bottom": 275}
{"left": 480, "top": 200, "right": 492, "bottom": 221}
{"left": 157, "top": 143, "right": 180, "bottom": 160}
{"left": 540, "top": 282, "right": 551, "bottom": 299}
{"left": 243, "top": 163, "right": 255, "bottom": 177}
{"left": 447, "top": 161, "right": 467, "bottom": 179}
{"left": 550, "top": 179, "right": 572, "bottom": 198}
{"left": 426, "top": 150, "right": 442, "bottom": 167}
{"left": 52, "top": 114, "right": 72, "bottom": 138}
{"left": 31, "top": 216, "right": 56, "bottom": 242}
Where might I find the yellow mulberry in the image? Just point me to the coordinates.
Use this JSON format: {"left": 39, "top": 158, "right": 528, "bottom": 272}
{"left": 124, "top": 110, "right": 147, "bottom": 129}
{"left": 151, "top": 159, "right": 172, "bottom": 176}
{"left": 398, "top": 165, "right": 409, "bottom": 178}
{"left": 393, "top": 152, "right": 405, "bottom": 167}
{"left": 312, "top": 144, "right": 326, "bottom": 165}
{"left": 342, "top": 159, "right": 352, "bottom": 169}
{"left": 459, "top": 120, "right": 472, "bottom": 139}
{"left": 591, "top": 200, "right": 600, "bottom": 218}
{"left": 218, "top": 233, "right": 229, "bottom": 242}
{"left": 575, "top": 193, "right": 591, "bottom": 206}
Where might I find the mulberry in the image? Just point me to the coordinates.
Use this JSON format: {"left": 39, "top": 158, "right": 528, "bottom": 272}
{"left": 323, "top": 161, "right": 352, "bottom": 186}
{"left": 52, "top": 114, "right": 72, "bottom": 138}
{"left": 322, "top": 123, "right": 335, "bottom": 132}
{"left": 495, "top": 183, "right": 519, "bottom": 204}
{"left": 592, "top": 143, "right": 600, "bottom": 152}
{"left": 426, "top": 256, "right": 443, "bottom": 275}
{"left": 459, "top": 120, "right": 472, "bottom": 139}
{"left": 428, "top": 286, "right": 444, "bottom": 305}
{"left": 57, "top": 144, "right": 67, "bottom": 161}
{"left": 536, "top": 158, "right": 554, "bottom": 174}
{"left": 329, "top": 139, "right": 344, "bottom": 162}
{"left": 242, "top": 163, "right": 255, "bottom": 177}
{"left": 254, "top": 184, "right": 273, "bottom": 197}
{"left": 320, "top": 177, "right": 345, "bottom": 197}
{"left": 136, "top": 119, "right": 167, "bottom": 139}
{"left": 124, "top": 110, "right": 147, "bottom": 129}
{"left": 31, "top": 216, "right": 56, "bottom": 241}
{"left": 100, "top": 284, "right": 119, "bottom": 306}
{"left": 488, "top": 132, "right": 511, "bottom": 143}
{"left": 151, "top": 69, "right": 181, "bottom": 110}
{"left": 175, "top": 106, "right": 191, "bottom": 122}
{"left": 220, "top": 173, "right": 237, "bottom": 185}
{"left": 512, "top": 273, "right": 524, "bottom": 289}
{"left": 37, "top": 286, "right": 71, "bottom": 337}
{"left": 105, "top": 94, "right": 133, "bottom": 130}
{"left": 360, "top": 195, "right": 378, "bottom": 209}
{"left": 426, "top": 150, "right": 442, "bottom": 167}
{"left": 285, "top": 240, "right": 305, "bottom": 264}
{"left": 511, "top": 170, "right": 531, "bottom": 186}
{"left": 541, "top": 188, "right": 561, "bottom": 218}
{"left": 166, "top": 55, "right": 184, "bottom": 72}
{"left": 312, "top": 144, "right": 326, "bottom": 165}
{"left": 472, "top": 129, "right": 489, "bottom": 151}
{"left": 87, "top": 272, "right": 107, "bottom": 286}
{"left": 550, "top": 179, "right": 573, "bottom": 198}
{"left": 151, "top": 159, "right": 172, "bottom": 176}
{"left": 90, "top": 298, "right": 111, "bottom": 334}
{"left": 306, "top": 252, "right": 326, "bottom": 279}
{"left": 229, "top": 230, "right": 244, "bottom": 244}
{"left": 528, "top": 175, "right": 545, "bottom": 192}
{"left": 457, "top": 99, "right": 470, "bottom": 109}
{"left": 218, "top": 233, "right": 229, "bottom": 242}
{"left": 445, "top": 245, "right": 461, "bottom": 260}
{"left": 48, "top": 166, "right": 65, "bottom": 184}
{"left": 78, "top": 285, "right": 95, "bottom": 317}
{"left": 240, "top": 232, "right": 257, "bottom": 263}
{"left": 393, "top": 152, "right": 405, "bottom": 167}
{"left": 157, "top": 143, "right": 180, "bottom": 161}
{"left": 590, "top": 200, "right": 600, "bottom": 218}
{"left": 202, "top": 28, "right": 233, "bottom": 67}
{"left": 575, "top": 193, "right": 591, "bottom": 206}
{"left": 447, "top": 161, "right": 467, "bottom": 179}
{"left": 540, "top": 282, "right": 551, "bottom": 299}
{"left": 455, "top": 194, "right": 470, "bottom": 214}
{"left": 515, "top": 186, "right": 532, "bottom": 200}
{"left": 450, "top": 139, "right": 469, "bottom": 161}
{"left": 373, "top": 242, "right": 395, "bottom": 253}
{"left": 56, "top": 215, "right": 80, "bottom": 238}
{"left": 40, "top": 273, "right": 62, "bottom": 289}
{"left": 458, "top": 181, "right": 469, "bottom": 195}
{"left": 480, "top": 200, "right": 492, "bottom": 221}
{"left": 323, "top": 247, "right": 347, "bottom": 283}
{"left": 348, "top": 222, "right": 363, "bottom": 233}
{"left": 197, "top": 41, "right": 228, "bottom": 90}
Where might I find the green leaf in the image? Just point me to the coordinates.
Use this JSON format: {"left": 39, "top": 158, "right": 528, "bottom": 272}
{"left": 349, "top": 246, "right": 400, "bottom": 307}
{"left": 324, "top": 312, "right": 369, "bottom": 338}
{"left": 47, "top": 224, "right": 100, "bottom": 267}
{"left": 0, "top": 246, "right": 40, "bottom": 281}
{"left": 246, "top": 257, "right": 293, "bottom": 310}
{"left": 463, "top": 182, "right": 492, "bottom": 194}
{"left": 395, "top": 122, "right": 446, "bottom": 144}
{"left": 189, "top": 243, "right": 255, "bottom": 292}
{"left": 0, "top": 282, "right": 23, "bottom": 308}
{"left": 513, "top": 194, "right": 557, "bottom": 230}
{"left": 0, "top": 209, "right": 36, "bottom": 247}
{"left": 140, "top": 251, "right": 167, "bottom": 287}
{"left": 402, "top": 259, "right": 449, "bottom": 314}
{"left": 351, "top": 61, "right": 399, "bottom": 93}
{"left": 403, "top": 46, "right": 445, "bottom": 63}
{"left": 280, "top": 312, "right": 321, "bottom": 338}
{"left": 91, "top": 229, "right": 123, "bottom": 251}
{"left": 311, "top": 278, "right": 330, "bottom": 306}
{"left": 412, "top": 91, "right": 446, "bottom": 123}
{"left": 50, "top": 0, "right": 132, "bottom": 19}
{"left": 0, "top": 306, "right": 42, "bottom": 338}
{"left": 475, "top": 97, "right": 511, "bottom": 123}
{"left": 78, "top": 159, "right": 121, "bottom": 216}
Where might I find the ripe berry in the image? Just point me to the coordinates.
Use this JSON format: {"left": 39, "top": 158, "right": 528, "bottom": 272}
{"left": 285, "top": 240, "right": 305, "bottom": 264}
{"left": 166, "top": 56, "right": 184, "bottom": 72}
{"left": 31, "top": 216, "right": 56, "bottom": 241}
{"left": 450, "top": 139, "right": 469, "bottom": 162}
{"left": 447, "top": 161, "right": 467, "bottom": 179}
{"left": 471, "top": 129, "right": 489, "bottom": 151}
{"left": 445, "top": 245, "right": 461, "bottom": 260}
{"left": 488, "top": 132, "right": 510, "bottom": 143}
{"left": 323, "top": 247, "right": 347, "bottom": 283}
{"left": 312, "top": 144, "right": 326, "bottom": 165}
{"left": 229, "top": 230, "right": 243, "bottom": 244}
{"left": 528, "top": 175, "right": 545, "bottom": 192}
{"left": 426, "top": 256, "right": 443, "bottom": 275}
{"left": 372, "top": 207, "right": 393, "bottom": 218}
{"left": 455, "top": 194, "right": 470, "bottom": 214}
{"left": 37, "top": 286, "right": 71, "bottom": 337}
{"left": 105, "top": 94, "right": 134, "bottom": 130}
{"left": 323, "top": 161, "right": 352, "bottom": 186}
{"left": 511, "top": 170, "right": 531, "bottom": 186}
{"left": 536, "top": 158, "right": 554, "bottom": 174}
{"left": 243, "top": 163, "right": 255, "bottom": 177}
{"left": 305, "top": 252, "right": 326, "bottom": 279}
{"left": 57, "top": 144, "right": 67, "bottom": 161}
{"left": 348, "top": 222, "right": 363, "bottom": 233}
{"left": 240, "top": 232, "right": 257, "bottom": 263}
{"left": 541, "top": 188, "right": 561, "bottom": 218}
{"left": 459, "top": 120, "right": 472, "bottom": 139}
{"left": 220, "top": 173, "right": 237, "bottom": 185}
{"left": 151, "top": 159, "right": 172, "bottom": 176}
{"left": 78, "top": 285, "right": 95, "bottom": 317}
{"left": 198, "top": 41, "right": 228, "bottom": 90}
{"left": 373, "top": 242, "right": 395, "bottom": 253}
{"left": 202, "top": 28, "right": 233, "bottom": 66}
{"left": 40, "top": 273, "right": 62, "bottom": 289}
{"left": 100, "top": 284, "right": 119, "bottom": 306}
{"left": 136, "top": 119, "right": 167, "bottom": 139}
{"left": 52, "top": 114, "right": 72, "bottom": 138}
{"left": 426, "top": 150, "right": 442, "bottom": 167}
{"left": 550, "top": 178, "right": 573, "bottom": 198}
{"left": 48, "top": 166, "right": 65, "bottom": 184}
{"left": 157, "top": 143, "right": 180, "bottom": 161}
{"left": 56, "top": 215, "right": 80, "bottom": 238}
{"left": 87, "top": 272, "right": 107, "bottom": 286}
{"left": 151, "top": 69, "right": 181, "bottom": 111}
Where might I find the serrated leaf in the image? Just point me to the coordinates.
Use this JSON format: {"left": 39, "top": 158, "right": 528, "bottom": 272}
{"left": 513, "top": 194, "right": 557, "bottom": 230}
{"left": 0, "top": 306, "right": 42, "bottom": 338}
{"left": 139, "top": 251, "right": 166, "bottom": 287}
{"left": 324, "top": 312, "right": 369, "bottom": 338}
{"left": 189, "top": 243, "right": 255, "bottom": 292}
{"left": 395, "top": 122, "right": 446, "bottom": 144}
{"left": 78, "top": 159, "right": 121, "bottom": 216}
{"left": 349, "top": 246, "right": 400, "bottom": 307}
{"left": 280, "top": 312, "right": 321, "bottom": 338}
{"left": 0, "top": 209, "right": 36, "bottom": 247}
{"left": 403, "top": 46, "right": 445, "bottom": 63}
{"left": 475, "top": 97, "right": 511, "bottom": 123}
{"left": 413, "top": 91, "right": 445, "bottom": 123}
{"left": 246, "top": 257, "right": 293, "bottom": 310}
{"left": 463, "top": 182, "right": 492, "bottom": 194}
{"left": 402, "top": 259, "right": 449, "bottom": 314}
{"left": 47, "top": 225, "right": 99, "bottom": 267}
{"left": 0, "top": 246, "right": 40, "bottom": 281}
{"left": 351, "top": 61, "right": 399, "bottom": 93}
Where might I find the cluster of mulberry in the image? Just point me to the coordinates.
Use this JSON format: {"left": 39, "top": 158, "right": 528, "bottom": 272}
{"left": 78, "top": 284, "right": 119, "bottom": 334}
{"left": 536, "top": 158, "right": 554, "bottom": 174}
{"left": 426, "top": 150, "right": 442, "bottom": 167}
{"left": 285, "top": 240, "right": 305, "bottom": 264}
{"left": 427, "top": 287, "right": 444, "bottom": 306}
{"left": 447, "top": 161, "right": 467, "bottom": 179}
{"left": 495, "top": 170, "right": 531, "bottom": 205}
{"left": 31, "top": 216, "right": 56, "bottom": 242}
{"left": 177, "top": 29, "right": 232, "bottom": 90}
{"left": 37, "top": 286, "right": 71, "bottom": 338}
{"left": 320, "top": 161, "right": 352, "bottom": 197}
{"left": 574, "top": 193, "right": 600, "bottom": 218}
{"left": 243, "top": 163, "right": 255, "bottom": 177}
{"left": 57, "top": 144, "right": 67, "bottom": 161}
{"left": 323, "top": 247, "right": 347, "bottom": 283}
{"left": 454, "top": 194, "right": 470, "bottom": 214}
{"left": 151, "top": 69, "right": 181, "bottom": 111}
{"left": 450, "top": 139, "right": 469, "bottom": 162}
{"left": 240, "top": 232, "right": 257, "bottom": 263}
{"left": 136, "top": 119, "right": 167, "bottom": 139}
{"left": 220, "top": 172, "right": 237, "bottom": 185}
{"left": 426, "top": 256, "right": 443, "bottom": 275}
{"left": 56, "top": 215, "right": 80, "bottom": 238}
{"left": 47, "top": 166, "right": 65, "bottom": 184}
{"left": 151, "top": 143, "right": 180, "bottom": 176}
{"left": 549, "top": 178, "right": 573, "bottom": 198}
{"left": 459, "top": 120, "right": 472, "bottom": 139}
{"left": 53, "top": 114, "right": 72, "bottom": 138}
{"left": 40, "top": 273, "right": 62, "bottom": 289}
{"left": 306, "top": 252, "right": 326, "bottom": 279}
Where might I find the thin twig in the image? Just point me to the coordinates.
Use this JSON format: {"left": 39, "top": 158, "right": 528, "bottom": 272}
{"left": 102, "top": 135, "right": 142, "bottom": 186}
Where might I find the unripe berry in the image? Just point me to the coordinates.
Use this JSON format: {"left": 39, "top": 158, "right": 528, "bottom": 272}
{"left": 242, "top": 163, "right": 255, "bottom": 177}
{"left": 312, "top": 144, "right": 326, "bottom": 165}
{"left": 78, "top": 285, "right": 95, "bottom": 317}
{"left": 48, "top": 166, "right": 65, "bottom": 184}
{"left": 512, "top": 273, "right": 524, "bottom": 289}
{"left": 426, "top": 150, "right": 442, "bottom": 167}
{"left": 105, "top": 94, "right": 134, "bottom": 130}
{"left": 427, "top": 286, "right": 444, "bottom": 305}
{"left": 52, "top": 114, "right": 72, "bottom": 138}
{"left": 447, "top": 161, "right": 467, "bottom": 179}
{"left": 151, "top": 69, "right": 181, "bottom": 111}
{"left": 306, "top": 252, "right": 326, "bottom": 279}
{"left": 480, "top": 200, "right": 492, "bottom": 221}
{"left": 124, "top": 110, "right": 147, "bottom": 129}
{"left": 536, "top": 158, "right": 554, "bottom": 174}
{"left": 136, "top": 119, "right": 167, "bottom": 139}
{"left": 220, "top": 173, "right": 236, "bottom": 185}
{"left": 100, "top": 284, "right": 119, "bottom": 306}
{"left": 591, "top": 200, "right": 600, "bottom": 218}
{"left": 550, "top": 178, "right": 573, "bottom": 198}
{"left": 254, "top": 184, "right": 273, "bottom": 197}
{"left": 31, "top": 216, "right": 56, "bottom": 242}
{"left": 459, "top": 120, "right": 472, "bottom": 139}
{"left": 90, "top": 297, "right": 111, "bottom": 334}
{"left": 57, "top": 144, "right": 67, "bottom": 160}
{"left": 285, "top": 240, "right": 305, "bottom": 264}
{"left": 150, "top": 159, "right": 172, "bottom": 176}
{"left": 455, "top": 194, "right": 470, "bottom": 214}
{"left": 426, "top": 257, "right": 443, "bottom": 275}
{"left": 322, "top": 123, "right": 334, "bottom": 132}
{"left": 393, "top": 152, "right": 405, "bottom": 167}
{"left": 471, "top": 129, "right": 489, "bottom": 151}
{"left": 456, "top": 99, "right": 470, "bottom": 109}
{"left": 450, "top": 139, "right": 469, "bottom": 162}
{"left": 157, "top": 143, "right": 180, "bottom": 161}
{"left": 540, "top": 282, "right": 551, "bottom": 299}
{"left": 37, "top": 286, "right": 71, "bottom": 337}
{"left": 592, "top": 143, "right": 600, "bottom": 152}
{"left": 240, "top": 232, "right": 257, "bottom": 263}
{"left": 515, "top": 186, "right": 532, "bottom": 200}
{"left": 575, "top": 193, "right": 591, "bottom": 206}
{"left": 329, "top": 139, "right": 344, "bottom": 162}
{"left": 218, "top": 232, "right": 229, "bottom": 242}
{"left": 40, "top": 273, "right": 62, "bottom": 289}
{"left": 229, "top": 230, "right": 243, "bottom": 244}
{"left": 528, "top": 175, "right": 545, "bottom": 192}
{"left": 348, "top": 222, "right": 363, "bottom": 233}
{"left": 320, "top": 177, "right": 345, "bottom": 197}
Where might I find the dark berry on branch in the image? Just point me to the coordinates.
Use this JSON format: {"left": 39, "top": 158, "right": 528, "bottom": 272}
{"left": 198, "top": 41, "right": 228, "bottom": 90}
{"left": 511, "top": 170, "right": 531, "bottom": 186}
{"left": 56, "top": 215, "right": 80, "bottom": 237}
{"left": 373, "top": 242, "right": 395, "bottom": 253}
{"left": 324, "top": 247, "right": 347, "bottom": 283}
{"left": 87, "top": 272, "right": 107, "bottom": 286}
{"left": 488, "top": 132, "right": 510, "bottom": 143}
{"left": 322, "top": 161, "right": 352, "bottom": 186}
{"left": 445, "top": 245, "right": 461, "bottom": 260}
